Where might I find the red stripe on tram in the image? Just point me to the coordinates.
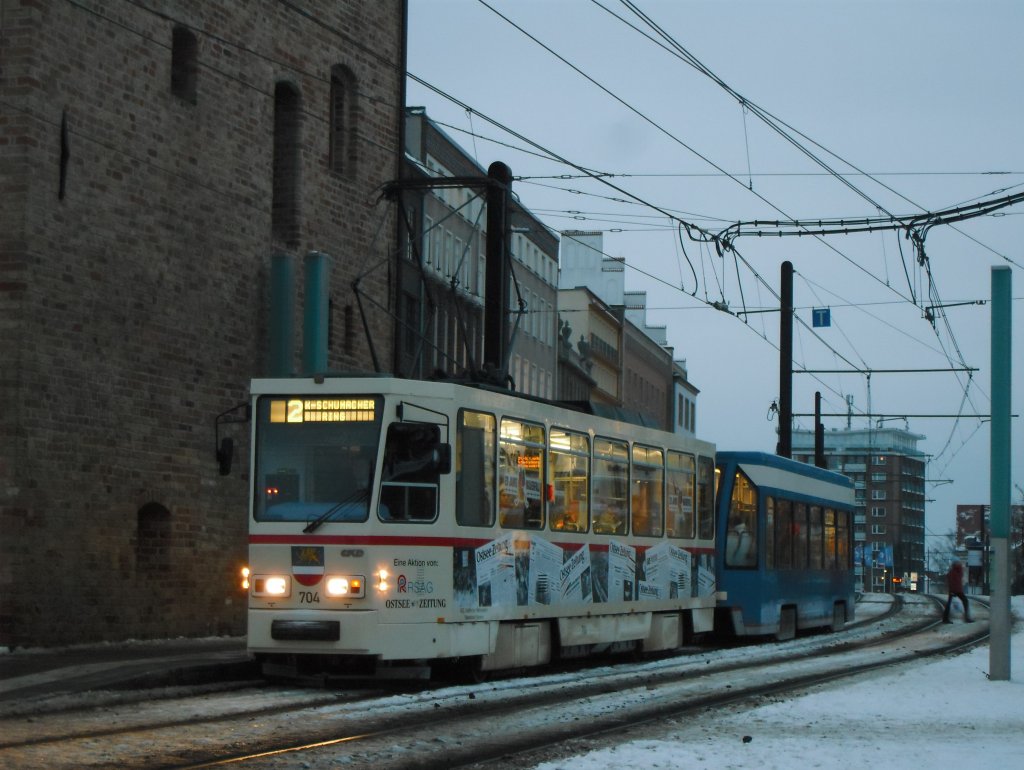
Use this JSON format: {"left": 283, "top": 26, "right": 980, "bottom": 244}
{"left": 248, "top": 533, "right": 715, "bottom": 554}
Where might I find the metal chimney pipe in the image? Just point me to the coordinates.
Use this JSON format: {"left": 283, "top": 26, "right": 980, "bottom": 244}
{"left": 303, "top": 251, "right": 330, "bottom": 376}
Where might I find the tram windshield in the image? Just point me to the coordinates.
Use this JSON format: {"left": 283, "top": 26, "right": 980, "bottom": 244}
{"left": 253, "top": 395, "right": 383, "bottom": 524}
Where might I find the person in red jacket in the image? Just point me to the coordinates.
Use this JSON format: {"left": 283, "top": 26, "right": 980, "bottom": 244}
{"left": 942, "top": 559, "right": 973, "bottom": 623}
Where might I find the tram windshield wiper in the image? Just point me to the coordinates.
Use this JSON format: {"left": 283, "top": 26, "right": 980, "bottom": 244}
{"left": 303, "top": 486, "right": 369, "bottom": 534}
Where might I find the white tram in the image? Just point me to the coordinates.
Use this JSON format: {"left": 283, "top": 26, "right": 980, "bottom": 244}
{"left": 244, "top": 375, "right": 718, "bottom": 677}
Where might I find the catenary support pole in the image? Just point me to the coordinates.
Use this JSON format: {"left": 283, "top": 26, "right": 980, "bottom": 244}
{"left": 777, "top": 261, "right": 794, "bottom": 457}
{"left": 989, "top": 266, "right": 1011, "bottom": 681}
{"left": 814, "top": 391, "right": 826, "bottom": 468}
{"left": 484, "top": 162, "right": 512, "bottom": 386}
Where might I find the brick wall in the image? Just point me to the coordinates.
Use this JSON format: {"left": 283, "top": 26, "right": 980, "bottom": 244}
{"left": 0, "top": 0, "right": 404, "bottom": 646}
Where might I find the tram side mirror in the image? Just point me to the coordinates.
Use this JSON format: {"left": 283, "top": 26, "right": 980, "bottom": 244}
{"left": 217, "top": 437, "right": 235, "bottom": 476}
{"left": 433, "top": 444, "right": 452, "bottom": 475}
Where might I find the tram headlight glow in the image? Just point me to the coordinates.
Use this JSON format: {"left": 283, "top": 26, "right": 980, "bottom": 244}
{"left": 376, "top": 568, "right": 390, "bottom": 593}
{"left": 325, "top": 575, "right": 365, "bottom": 598}
{"left": 251, "top": 575, "right": 290, "bottom": 597}
{"left": 240, "top": 566, "right": 250, "bottom": 591}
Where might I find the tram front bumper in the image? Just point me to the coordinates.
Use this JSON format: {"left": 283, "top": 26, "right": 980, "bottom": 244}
{"left": 248, "top": 610, "right": 495, "bottom": 660}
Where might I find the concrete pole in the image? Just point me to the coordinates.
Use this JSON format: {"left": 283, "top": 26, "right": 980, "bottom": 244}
{"left": 989, "top": 265, "right": 1011, "bottom": 681}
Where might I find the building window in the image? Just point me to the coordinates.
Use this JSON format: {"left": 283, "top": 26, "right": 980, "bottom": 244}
{"left": 871, "top": 489, "right": 887, "bottom": 500}
{"left": 272, "top": 82, "right": 302, "bottom": 247}
{"left": 871, "top": 472, "right": 886, "bottom": 482}
{"left": 872, "top": 455, "right": 887, "bottom": 465}
{"left": 170, "top": 26, "right": 198, "bottom": 104}
{"left": 871, "top": 524, "right": 887, "bottom": 535}
{"left": 329, "top": 65, "right": 356, "bottom": 176}
{"left": 872, "top": 506, "right": 886, "bottom": 517}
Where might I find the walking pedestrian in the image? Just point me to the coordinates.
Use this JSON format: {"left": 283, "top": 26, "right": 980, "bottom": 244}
{"left": 942, "top": 559, "right": 973, "bottom": 623}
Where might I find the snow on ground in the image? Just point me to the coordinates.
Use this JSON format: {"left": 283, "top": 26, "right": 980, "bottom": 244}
{"left": 535, "top": 596, "right": 1024, "bottom": 770}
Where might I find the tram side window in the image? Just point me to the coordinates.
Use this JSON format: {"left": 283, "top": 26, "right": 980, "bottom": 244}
{"left": 592, "top": 436, "right": 628, "bottom": 535}
{"left": 666, "top": 451, "right": 695, "bottom": 539}
{"left": 765, "top": 496, "right": 776, "bottom": 569}
{"left": 631, "top": 445, "right": 664, "bottom": 537}
{"left": 808, "top": 504, "right": 824, "bottom": 569}
{"left": 378, "top": 422, "right": 443, "bottom": 522}
{"left": 498, "top": 418, "right": 545, "bottom": 530}
{"left": 823, "top": 508, "right": 838, "bottom": 569}
{"left": 725, "top": 469, "right": 757, "bottom": 567}
{"left": 835, "top": 509, "right": 851, "bottom": 568}
{"left": 456, "top": 410, "right": 496, "bottom": 527}
{"left": 549, "top": 428, "right": 590, "bottom": 532}
{"left": 793, "top": 502, "right": 809, "bottom": 568}
{"left": 696, "top": 455, "right": 715, "bottom": 540}
{"left": 774, "top": 497, "right": 794, "bottom": 568}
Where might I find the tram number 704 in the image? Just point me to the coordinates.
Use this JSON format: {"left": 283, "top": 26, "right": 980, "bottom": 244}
{"left": 299, "top": 591, "right": 320, "bottom": 604}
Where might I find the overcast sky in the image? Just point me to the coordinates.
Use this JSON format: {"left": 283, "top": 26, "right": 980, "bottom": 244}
{"left": 405, "top": 0, "right": 1024, "bottom": 545}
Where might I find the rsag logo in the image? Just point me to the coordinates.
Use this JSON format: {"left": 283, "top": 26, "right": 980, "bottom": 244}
{"left": 396, "top": 575, "right": 434, "bottom": 594}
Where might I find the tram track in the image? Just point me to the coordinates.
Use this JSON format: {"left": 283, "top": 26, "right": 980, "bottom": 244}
{"left": 192, "top": 595, "right": 979, "bottom": 770}
{"left": 0, "top": 594, "right": 983, "bottom": 770}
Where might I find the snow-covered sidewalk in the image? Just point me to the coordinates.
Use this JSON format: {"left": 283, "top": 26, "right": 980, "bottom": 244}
{"left": 535, "top": 596, "right": 1023, "bottom": 770}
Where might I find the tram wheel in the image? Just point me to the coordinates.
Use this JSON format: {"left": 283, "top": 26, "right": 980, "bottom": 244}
{"left": 463, "top": 655, "right": 490, "bottom": 683}
{"left": 829, "top": 603, "right": 846, "bottom": 633}
{"left": 435, "top": 655, "right": 490, "bottom": 683}
{"left": 775, "top": 607, "right": 796, "bottom": 641}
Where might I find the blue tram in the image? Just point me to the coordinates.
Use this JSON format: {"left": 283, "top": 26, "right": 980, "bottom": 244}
{"left": 714, "top": 451, "right": 856, "bottom": 640}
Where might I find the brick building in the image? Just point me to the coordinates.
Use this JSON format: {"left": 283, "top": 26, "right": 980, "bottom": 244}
{"left": 0, "top": 1, "right": 406, "bottom": 646}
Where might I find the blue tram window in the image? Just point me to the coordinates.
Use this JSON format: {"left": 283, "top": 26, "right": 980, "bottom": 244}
{"left": 724, "top": 470, "right": 757, "bottom": 568}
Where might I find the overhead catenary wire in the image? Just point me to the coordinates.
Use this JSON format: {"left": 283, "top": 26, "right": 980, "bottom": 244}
{"left": 463, "top": 0, "right": 940, "bottom": 380}
{"left": 408, "top": 69, "right": 981, "bottom": 430}
{"left": 593, "top": 0, "right": 1015, "bottom": 430}
{"left": 471, "top": 0, "right": 992, "bottom": 382}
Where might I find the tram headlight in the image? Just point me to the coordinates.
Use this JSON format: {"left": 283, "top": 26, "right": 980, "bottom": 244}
{"left": 251, "top": 575, "right": 290, "bottom": 597}
{"left": 376, "top": 568, "right": 390, "bottom": 593}
{"left": 240, "top": 566, "right": 250, "bottom": 591}
{"left": 325, "top": 575, "right": 365, "bottom": 598}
